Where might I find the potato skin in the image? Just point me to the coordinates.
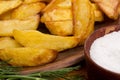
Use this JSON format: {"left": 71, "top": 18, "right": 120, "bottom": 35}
{"left": 91, "top": 3, "right": 104, "bottom": 22}
{"left": 73, "top": 0, "right": 95, "bottom": 45}
{"left": 0, "top": 48, "right": 57, "bottom": 66}
{"left": 44, "top": 20, "right": 73, "bottom": 36}
{"left": 92, "top": 0, "right": 120, "bottom": 20}
{"left": 0, "top": 15, "right": 39, "bottom": 36}
{"left": 0, "top": 0, "right": 22, "bottom": 15}
{"left": 41, "top": 0, "right": 73, "bottom": 36}
{"left": 13, "top": 30, "right": 79, "bottom": 52}
{"left": 0, "top": 37, "right": 21, "bottom": 49}
{"left": 11, "top": 2, "right": 46, "bottom": 20}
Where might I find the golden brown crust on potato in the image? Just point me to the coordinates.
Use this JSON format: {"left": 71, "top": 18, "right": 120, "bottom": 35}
{"left": 13, "top": 30, "right": 79, "bottom": 52}
{"left": 0, "top": 48, "right": 57, "bottom": 66}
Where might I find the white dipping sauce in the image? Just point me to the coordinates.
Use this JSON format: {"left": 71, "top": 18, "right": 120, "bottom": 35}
{"left": 90, "top": 31, "right": 120, "bottom": 73}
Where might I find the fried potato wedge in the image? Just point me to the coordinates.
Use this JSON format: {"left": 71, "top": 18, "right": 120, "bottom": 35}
{"left": 0, "top": 37, "right": 21, "bottom": 49}
{"left": 80, "top": 6, "right": 95, "bottom": 45}
{"left": 44, "top": 20, "right": 73, "bottom": 36}
{"left": 41, "top": 0, "right": 72, "bottom": 21}
{"left": 23, "top": 0, "right": 41, "bottom": 4}
{"left": 40, "top": 0, "right": 52, "bottom": 3}
{"left": 92, "top": 0, "right": 120, "bottom": 20}
{"left": 42, "top": 0, "right": 72, "bottom": 12}
{"left": 41, "top": 7, "right": 72, "bottom": 22}
{"left": 73, "top": 0, "right": 95, "bottom": 45}
{"left": 13, "top": 30, "right": 79, "bottom": 52}
{"left": 23, "top": 0, "right": 51, "bottom": 4}
{"left": 0, "top": 15, "right": 39, "bottom": 36}
{"left": 0, "top": 0, "right": 22, "bottom": 15}
{"left": 11, "top": 2, "right": 45, "bottom": 20}
{"left": 119, "top": 4, "right": 120, "bottom": 14}
{"left": 41, "top": 0, "right": 73, "bottom": 36}
{"left": 92, "top": 3, "right": 104, "bottom": 22}
{"left": 0, "top": 48, "right": 57, "bottom": 66}
{"left": 0, "top": 10, "right": 12, "bottom": 20}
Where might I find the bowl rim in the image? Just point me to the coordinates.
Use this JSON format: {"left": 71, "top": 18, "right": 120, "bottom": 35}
{"left": 84, "top": 24, "right": 120, "bottom": 75}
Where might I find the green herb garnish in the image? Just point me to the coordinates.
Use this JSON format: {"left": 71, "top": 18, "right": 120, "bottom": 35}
{"left": 0, "top": 61, "right": 84, "bottom": 80}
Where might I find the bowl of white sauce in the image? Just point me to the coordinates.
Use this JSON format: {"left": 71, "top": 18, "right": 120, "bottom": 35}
{"left": 84, "top": 24, "right": 120, "bottom": 80}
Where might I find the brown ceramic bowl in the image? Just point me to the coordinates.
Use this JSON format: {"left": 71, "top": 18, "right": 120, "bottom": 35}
{"left": 84, "top": 24, "right": 120, "bottom": 80}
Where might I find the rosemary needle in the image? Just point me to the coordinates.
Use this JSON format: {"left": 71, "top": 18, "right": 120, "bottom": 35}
{"left": 0, "top": 61, "right": 83, "bottom": 80}
{"left": 0, "top": 75, "right": 46, "bottom": 80}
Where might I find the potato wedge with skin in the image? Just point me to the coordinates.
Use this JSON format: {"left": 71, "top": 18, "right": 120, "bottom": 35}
{"left": 41, "top": 0, "right": 73, "bottom": 36}
{"left": 23, "top": 0, "right": 41, "bottom": 4}
{"left": 119, "top": 4, "right": 120, "bottom": 14}
{"left": 92, "top": 0, "right": 120, "bottom": 20}
{"left": 0, "top": 37, "right": 22, "bottom": 49}
{"left": 0, "top": 0, "right": 22, "bottom": 15}
{"left": 23, "top": 0, "right": 51, "bottom": 4}
{"left": 80, "top": 6, "right": 95, "bottom": 45}
{"left": 73, "top": 0, "right": 95, "bottom": 45}
{"left": 92, "top": 3, "right": 104, "bottom": 22}
{"left": 0, "top": 48, "right": 57, "bottom": 66}
{"left": 0, "top": 15, "right": 39, "bottom": 36}
{"left": 0, "top": 2, "right": 45, "bottom": 20}
{"left": 41, "top": 0, "right": 72, "bottom": 22}
{"left": 13, "top": 30, "right": 79, "bottom": 52}
{"left": 44, "top": 20, "right": 73, "bottom": 36}
{"left": 0, "top": 10, "right": 12, "bottom": 20}
{"left": 41, "top": 7, "right": 72, "bottom": 22}
{"left": 11, "top": 2, "right": 45, "bottom": 20}
{"left": 40, "top": 0, "right": 52, "bottom": 3}
{"left": 42, "top": 0, "right": 72, "bottom": 12}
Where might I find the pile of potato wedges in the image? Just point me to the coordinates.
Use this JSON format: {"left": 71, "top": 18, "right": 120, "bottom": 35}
{"left": 0, "top": 0, "right": 119, "bottom": 67}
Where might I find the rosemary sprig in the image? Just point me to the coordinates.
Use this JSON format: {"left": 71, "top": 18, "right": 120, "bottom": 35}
{"left": 0, "top": 61, "right": 84, "bottom": 80}
{"left": 0, "top": 75, "right": 46, "bottom": 80}
{"left": 30, "top": 66, "right": 80, "bottom": 77}
{"left": 0, "top": 60, "right": 21, "bottom": 73}
{"left": 29, "top": 66, "right": 80, "bottom": 79}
